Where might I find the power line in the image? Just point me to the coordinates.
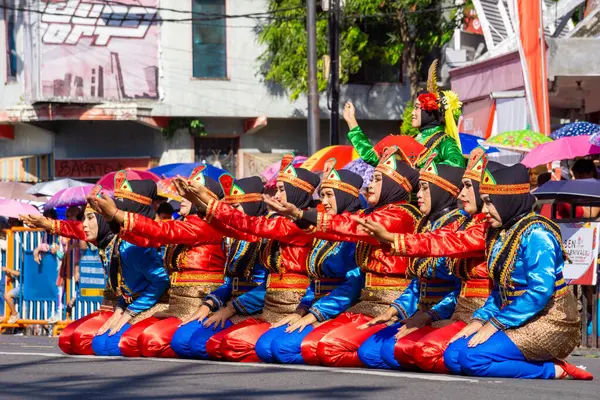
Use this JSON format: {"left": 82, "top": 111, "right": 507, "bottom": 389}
{"left": 0, "top": 2, "right": 462, "bottom": 24}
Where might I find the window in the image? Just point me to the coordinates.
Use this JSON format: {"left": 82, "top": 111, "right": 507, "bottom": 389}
{"left": 192, "top": 0, "right": 227, "bottom": 79}
{"left": 4, "top": 0, "right": 16, "bottom": 80}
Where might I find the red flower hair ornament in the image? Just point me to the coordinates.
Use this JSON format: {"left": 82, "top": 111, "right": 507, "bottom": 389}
{"left": 417, "top": 92, "right": 439, "bottom": 112}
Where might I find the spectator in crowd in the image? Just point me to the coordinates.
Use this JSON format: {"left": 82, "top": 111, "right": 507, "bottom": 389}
{"left": 571, "top": 159, "right": 600, "bottom": 219}
{"left": 2, "top": 265, "right": 20, "bottom": 324}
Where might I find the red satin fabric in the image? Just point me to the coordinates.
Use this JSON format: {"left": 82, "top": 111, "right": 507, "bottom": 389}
{"left": 59, "top": 311, "right": 112, "bottom": 355}
{"left": 138, "top": 317, "right": 181, "bottom": 358}
{"left": 413, "top": 321, "right": 466, "bottom": 374}
{"left": 211, "top": 202, "right": 313, "bottom": 274}
{"left": 118, "top": 317, "right": 161, "bottom": 357}
{"left": 206, "top": 319, "right": 262, "bottom": 361}
{"left": 130, "top": 214, "right": 225, "bottom": 271}
{"left": 393, "top": 326, "right": 437, "bottom": 368}
{"left": 403, "top": 213, "right": 487, "bottom": 259}
{"left": 315, "top": 313, "right": 385, "bottom": 368}
{"left": 55, "top": 220, "right": 87, "bottom": 241}
{"left": 221, "top": 319, "right": 270, "bottom": 362}
{"left": 300, "top": 314, "right": 359, "bottom": 365}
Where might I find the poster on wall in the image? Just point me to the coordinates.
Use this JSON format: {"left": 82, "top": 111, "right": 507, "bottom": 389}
{"left": 559, "top": 222, "right": 599, "bottom": 286}
{"left": 35, "top": 0, "right": 159, "bottom": 102}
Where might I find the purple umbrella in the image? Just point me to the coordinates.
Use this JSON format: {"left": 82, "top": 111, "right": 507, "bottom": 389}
{"left": 44, "top": 185, "right": 113, "bottom": 211}
{"left": 343, "top": 159, "right": 374, "bottom": 188}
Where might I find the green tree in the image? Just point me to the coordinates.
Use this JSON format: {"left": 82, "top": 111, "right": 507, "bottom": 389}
{"left": 258, "top": 0, "right": 466, "bottom": 101}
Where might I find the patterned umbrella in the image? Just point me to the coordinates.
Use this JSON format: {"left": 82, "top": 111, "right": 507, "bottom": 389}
{"left": 459, "top": 133, "right": 499, "bottom": 155}
{"left": 483, "top": 130, "right": 552, "bottom": 152}
{"left": 551, "top": 121, "right": 600, "bottom": 140}
{"left": 588, "top": 129, "right": 600, "bottom": 147}
{"left": 301, "top": 146, "right": 358, "bottom": 172}
{"left": 156, "top": 178, "right": 183, "bottom": 202}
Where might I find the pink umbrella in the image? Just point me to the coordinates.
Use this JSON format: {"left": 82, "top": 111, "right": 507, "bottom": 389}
{"left": 261, "top": 157, "right": 307, "bottom": 189}
{"left": 96, "top": 169, "right": 160, "bottom": 191}
{"left": 521, "top": 135, "right": 600, "bottom": 168}
{"left": 0, "top": 198, "right": 40, "bottom": 218}
{"left": 44, "top": 185, "right": 113, "bottom": 211}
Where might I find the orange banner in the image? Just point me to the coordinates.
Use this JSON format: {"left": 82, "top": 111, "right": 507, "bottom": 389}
{"left": 517, "top": 0, "right": 550, "bottom": 135}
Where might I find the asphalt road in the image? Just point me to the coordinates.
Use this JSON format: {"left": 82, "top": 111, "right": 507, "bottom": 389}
{"left": 1, "top": 335, "right": 600, "bottom": 400}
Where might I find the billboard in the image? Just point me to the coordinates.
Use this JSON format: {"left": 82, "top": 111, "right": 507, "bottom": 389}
{"left": 33, "top": 0, "right": 159, "bottom": 102}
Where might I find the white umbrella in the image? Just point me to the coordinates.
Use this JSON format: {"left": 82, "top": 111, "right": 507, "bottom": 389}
{"left": 26, "top": 178, "right": 88, "bottom": 197}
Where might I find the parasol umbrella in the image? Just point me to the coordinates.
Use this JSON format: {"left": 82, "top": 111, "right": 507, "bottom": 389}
{"left": 149, "top": 163, "right": 227, "bottom": 181}
{"left": 521, "top": 135, "right": 600, "bottom": 168}
{"left": 0, "top": 181, "right": 46, "bottom": 202}
{"left": 301, "top": 146, "right": 358, "bottom": 172}
{"left": 551, "top": 121, "right": 600, "bottom": 140}
{"left": 373, "top": 135, "right": 426, "bottom": 161}
{"left": 483, "top": 130, "right": 552, "bottom": 152}
{"left": 44, "top": 185, "right": 114, "bottom": 211}
{"left": 96, "top": 169, "right": 160, "bottom": 191}
{"left": 26, "top": 178, "right": 88, "bottom": 197}
{"left": 0, "top": 198, "right": 41, "bottom": 218}
{"left": 261, "top": 156, "right": 307, "bottom": 189}
{"left": 156, "top": 178, "right": 184, "bottom": 202}
{"left": 459, "top": 133, "right": 499, "bottom": 155}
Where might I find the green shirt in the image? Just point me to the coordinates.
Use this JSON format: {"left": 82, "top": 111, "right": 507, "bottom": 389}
{"left": 347, "top": 125, "right": 465, "bottom": 168}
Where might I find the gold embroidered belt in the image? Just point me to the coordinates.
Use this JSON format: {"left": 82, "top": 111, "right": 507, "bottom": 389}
{"left": 170, "top": 271, "right": 225, "bottom": 287}
{"left": 419, "top": 278, "right": 457, "bottom": 304}
{"left": 267, "top": 273, "right": 310, "bottom": 291}
{"left": 365, "top": 273, "right": 411, "bottom": 291}
{"left": 460, "top": 279, "right": 493, "bottom": 298}
{"left": 500, "top": 273, "right": 568, "bottom": 307}
{"left": 313, "top": 277, "right": 345, "bottom": 296}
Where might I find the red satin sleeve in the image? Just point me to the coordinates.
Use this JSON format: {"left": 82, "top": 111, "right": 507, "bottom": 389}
{"left": 50, "top": 220, "right": 87, "bottom": 242}
{"left": 206, "top": 199, "right": 312, "bottom": 246}
{"left": 208, "top": 217, "right": 261, "bottom": 243}
{"left": 315, "top": 204, "right": 418, "bottom": 245}
{"left": 122, "top": 213, "right": 222, "bottom": 245}
{"left": 398, "top": 215, "right": 487, "bottom": 259}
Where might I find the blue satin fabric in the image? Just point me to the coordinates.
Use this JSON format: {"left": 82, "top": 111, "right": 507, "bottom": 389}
{"left": 255, "top": 240, "right": 361, "bottom": 364}
{"left": 92, "top": 323, "right": 132, "bottom": 356}
{"left": 391, "top": 211, "right": 464, "bottom": 320}
{"left": 444, "top": 331, "right": 555, "bottom": 379}
{"left": 115, "top": 241, "right": 170, "bottom": 315}
{"left": 471, "top": 224, "right": 564, "bottom": 330}
{"left": 171, "top": 319, "right": 234, "bottom": 359}
{"left": 357, "top": 323, "right": 402, "bottom": 369}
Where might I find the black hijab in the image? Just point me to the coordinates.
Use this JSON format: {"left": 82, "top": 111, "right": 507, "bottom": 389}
{"left": 427, "top": 164, "right": 464, "bottom": 221}
{"left": 283, "top": 168, "right": 320, "bottom": 209}
{"left": 374, "top": 161, "right": 420, "bottom": 212}
{"left": 95, "top": 213, "right": 115, "bottom": 249}
{"left": 328, "top": 170, "right": 364, "bottom": 214}
{"left": 114, "top": 179, "right": 158, "bottom": 220}
{"left": 485, "top": 163, "right": 535, "bottom": 229}
{"left": 236, "top": 176, "right": 268, "bottom": 217}
{"left": 417, "top": 90, "right": 442, "bottom": 132}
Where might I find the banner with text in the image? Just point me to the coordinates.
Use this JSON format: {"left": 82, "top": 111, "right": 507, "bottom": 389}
{"left": 78, "top": 248, "right": 105, "bottom": 301}
{"left": 560, "top": 222, "right": 599, "bottom": 286}
{"left": 55, "top": 158, "right": 151, "bottom": 179}
{"left": 32, "top": 0, "right": 159, "bottom": 102}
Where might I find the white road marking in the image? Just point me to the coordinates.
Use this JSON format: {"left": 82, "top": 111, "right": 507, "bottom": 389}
{"left": 0, "top": 350, "right": 479, "bottom": 383}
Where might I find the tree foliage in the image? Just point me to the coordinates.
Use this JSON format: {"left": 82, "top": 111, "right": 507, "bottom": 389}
{"left": 257, "top": 0, "right": 466, "bottom": 101}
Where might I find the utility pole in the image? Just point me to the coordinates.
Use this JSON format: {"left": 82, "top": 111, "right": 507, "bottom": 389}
{"left": 328, "top": 0, "right": 340, "bottom": 145}
{"left": 307, "top": 0, "right": 320, "bottom": 154}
